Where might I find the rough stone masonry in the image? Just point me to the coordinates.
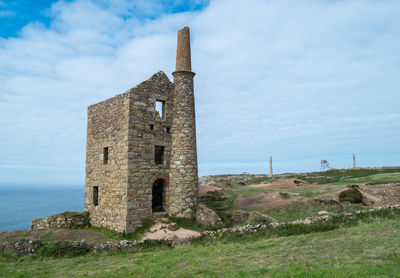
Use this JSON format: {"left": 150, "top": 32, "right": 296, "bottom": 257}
{"left": 84, "top": 27, "right": 198, "bottom": 233}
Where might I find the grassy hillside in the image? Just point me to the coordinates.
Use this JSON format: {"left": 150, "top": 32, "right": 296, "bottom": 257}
{"left": 202, "top": 167, "right": 400, "bottom": 186}
{"left": 333, "top": 172, "right": 400, "bottom": 185}
{"left": 201, "top": 167, "right": 400, "bottom": 224}
{"left": 1, "top": 217, "right": 400, "bottom": 277}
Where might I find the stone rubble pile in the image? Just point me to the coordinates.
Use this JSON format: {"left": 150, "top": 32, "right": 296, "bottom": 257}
{"left": 0, "top": 239, "right": 43, "bottom": 255}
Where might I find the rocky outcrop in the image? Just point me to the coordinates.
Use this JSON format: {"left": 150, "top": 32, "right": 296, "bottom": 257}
{"left": 0, "top": 239, "right": 43, "bottom": 255}
{"left": 339, "top": 185, "right": 380, "bottom": 205}
{"left": 195, "top": 203, "right": 223, "bottom": 227}
{"left": 31, "top": 211, "right": 90, "bottom": 230}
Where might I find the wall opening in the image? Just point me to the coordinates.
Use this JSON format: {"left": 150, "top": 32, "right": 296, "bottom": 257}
{"left": 166, "top": 127, "right": 170, "bottom": 134}
{"left": 103, "top": 147, "right": 109, "bottom": 164}
{"left": 149, "top": 124, "right": 154, "bottom": 130}
{"left": 155, "top": 100, "right": 165, "bottom": 119}
{"left": 93, "top": 186, "right": 99, "bottom": 206}
{"left": 154, "top": 145, "right": 165, "bottom": 165}
{"left": 152, "top": 179, "right": 165, "bottom": 212}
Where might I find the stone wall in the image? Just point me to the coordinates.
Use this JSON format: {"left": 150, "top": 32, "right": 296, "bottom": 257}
{"left": 125, "top": 71, "right": 174, "bottom": 233}
{"left": 31, "top": 212, "right": 90, "bottom": 230}
{"left": 85, "top": 71, "right": 175, "bottom": 234}
{"left": 84, "top": 92, "right": 130, "bottom": 233}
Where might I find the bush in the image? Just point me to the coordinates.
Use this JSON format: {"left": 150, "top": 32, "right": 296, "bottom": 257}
{"left": 37, "top": 242, "right": 90, "bottom": 257}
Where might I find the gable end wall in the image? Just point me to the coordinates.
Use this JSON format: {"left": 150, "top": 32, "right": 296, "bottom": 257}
{"left": 126, "top": 72, "right": 174, "bottom": 233}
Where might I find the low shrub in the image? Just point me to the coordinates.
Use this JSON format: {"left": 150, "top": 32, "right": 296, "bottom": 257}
{"left": 37, "top": 241, "right": 90, "bottom": 257}
{"left": 0, "top": 250, "right": 19, "bottom": 262}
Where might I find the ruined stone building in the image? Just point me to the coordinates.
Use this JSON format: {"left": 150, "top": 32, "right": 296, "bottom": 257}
{"left": 84, "top": 27, "right": 198, "bottom": 233}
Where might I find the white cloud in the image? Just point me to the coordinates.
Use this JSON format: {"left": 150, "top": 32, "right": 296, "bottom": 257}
{"left": 0, "top": 0, "right": 399, "bottom": 184}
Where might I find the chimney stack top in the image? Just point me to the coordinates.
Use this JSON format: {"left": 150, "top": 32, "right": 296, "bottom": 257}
{"left": 175, "top": 26, "right": 192, "bottom": 72}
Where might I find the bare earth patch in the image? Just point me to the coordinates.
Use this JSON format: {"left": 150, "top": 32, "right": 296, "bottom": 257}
{"left": 234, "top": 191, "right": 308, "bottom": 211}
{"left": 361, "top": 183, "right": 400, "bottom": 204}
{"left": 249, "top": 178, "right": 310, "bottom": 189}
{"left": 142, "top": 219, "right": 201, "bottom": 240}
{"left": 315, "top": 184, "right": 400, "bottom": 206}
{"left": 199, "top": 182, "right": 223, "bottom": 197}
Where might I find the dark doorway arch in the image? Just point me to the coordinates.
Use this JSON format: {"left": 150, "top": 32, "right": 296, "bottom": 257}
{"left": 152, "top": 179, "right": 165, "bottom": 212}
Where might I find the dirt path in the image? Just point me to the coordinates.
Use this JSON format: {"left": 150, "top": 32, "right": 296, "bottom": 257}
{"left": 142, "top": 219, "right": 201, "bottom": 240}
{"left": 249, "top": 178, "right": 310, "bottom": 189}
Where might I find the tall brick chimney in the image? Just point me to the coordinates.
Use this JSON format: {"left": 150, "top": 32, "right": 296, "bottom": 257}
{"left": 168, "top": 27, "right": 198, "bottom": 218}
{"left": 353, "top": 154, "right": 356, "bottom": 169}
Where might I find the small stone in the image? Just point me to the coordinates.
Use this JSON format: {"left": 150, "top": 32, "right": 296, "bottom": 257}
{"left": 160, "top": 219, "right": 171, "bottom": 224}
{"left": 167, "top": 223, "right": 179, "bottom": 231}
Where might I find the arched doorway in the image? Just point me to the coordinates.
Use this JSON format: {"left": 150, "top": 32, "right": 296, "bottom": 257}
{"left": 152, "top": 179, "right": 165, "bottom": 212}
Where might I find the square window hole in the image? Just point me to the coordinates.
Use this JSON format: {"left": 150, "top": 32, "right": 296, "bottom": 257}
{"left": 155, "top": 145, "right": 165, "bottom": 165}
{"left": 155, "top": 100, "right": 165, "bottom": 119}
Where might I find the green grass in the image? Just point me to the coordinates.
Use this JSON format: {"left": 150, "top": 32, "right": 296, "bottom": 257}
{"left": 2, "top": 213, "right": 400, "bottom": 277}
{"left": 280, "top": 185, "right": 343, "bottom": 198}
{"left": 81, "top": 220, "right": 153, "bottom": 241}
{"left": 333, "top": 172, "right": 400, "bottom": 185}
{"left": 41, "top": 231, "right": 53, "bottom": 242}
{"left": 264, "top": 201, "right": 362, "bottom": 222}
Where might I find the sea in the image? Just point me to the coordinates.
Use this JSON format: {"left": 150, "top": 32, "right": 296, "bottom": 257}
{"left": 0, "top": 185, "right": 84, "bottom": 232}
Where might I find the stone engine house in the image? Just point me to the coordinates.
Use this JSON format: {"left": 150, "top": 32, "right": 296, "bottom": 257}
{"left": 84, "top": 27, "right": 198, "bottom": 233}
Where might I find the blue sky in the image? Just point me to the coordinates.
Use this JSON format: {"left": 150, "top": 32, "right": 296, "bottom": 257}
{"left": 0, "top": 0, "right": 399, "bottom": 186}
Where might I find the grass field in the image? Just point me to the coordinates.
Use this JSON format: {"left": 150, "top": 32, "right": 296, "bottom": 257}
{"left": 1, "top": 217, "right": 400, "bottom": 277}
{"left": 264, "top": 201, "right": 359, "bottom": 223}
{"left": 333, "top": 172, "right": 400, "bottom": 185}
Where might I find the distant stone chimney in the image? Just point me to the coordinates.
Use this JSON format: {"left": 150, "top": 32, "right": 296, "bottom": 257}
{"left": 353, "top": 154, "right": 356, "bottom": 169}
{"left": 269, "top": 156, "right": 273, "bottom": 178}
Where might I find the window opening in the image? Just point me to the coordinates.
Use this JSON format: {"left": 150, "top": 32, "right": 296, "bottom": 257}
{"left": 149, "top": 124, "right": 154, "bottom": 130}
{"left": 93, "top": 186, "right": 99, "bottom": 206}
{"left": 155, "top": 146, "right": 165, "bottom": 165}
{"left": 166, "top": 127, "right": 170, "bottom": 134}
{"left": 155, "top": 100, "right": 164, "bottom": 119}
{"left": 103, "top": 147, "right": 109, "bottom": 164}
